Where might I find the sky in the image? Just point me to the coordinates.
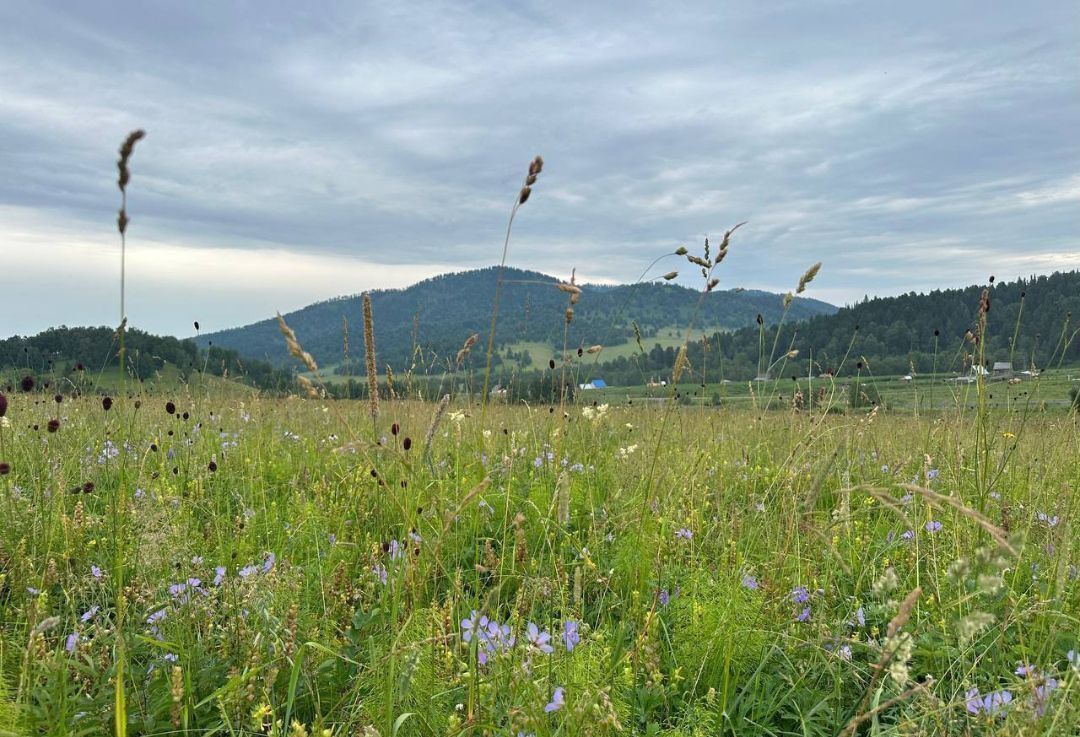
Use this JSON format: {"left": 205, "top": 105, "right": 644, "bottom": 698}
{"left": 1, "top": 1, "right": 1077, "bottom": 338}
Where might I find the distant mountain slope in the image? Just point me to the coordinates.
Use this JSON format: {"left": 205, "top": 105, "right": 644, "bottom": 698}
{"left": 587, "top": 270, "right": 1080, "bottom": 386}
{"left": 195, "top": 267, "right": 836, "bottom": 370}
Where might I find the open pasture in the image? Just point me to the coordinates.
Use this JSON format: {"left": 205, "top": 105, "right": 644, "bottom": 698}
{"left": 0, "top": 382, "right": 1077, "bottom": 736}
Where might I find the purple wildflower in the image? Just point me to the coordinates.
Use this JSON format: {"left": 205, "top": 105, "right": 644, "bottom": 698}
{"left": 544, "top": 687, "right": 565, "bottom": 713}
{"left": 563, "top": 620, "right": 580, "bottom": 652}
{"left": 526, "top": 622, "right": 554, "bottom": 654}
{"left": 262, "top": 552, "right": 276, "bottom": 572}
{"left": 65, "top": 632, "right": 80, "bottom": 652}
{"left": 791, "top": 587, "right": 810, "bottom": 604}
{"left": 742, "top": 575, "right": 759, "bottom": 590}
{"left": 926, "top": 469, "right": 939, "bottom": 481}
{"left": 658, "top": 589, "right": 670, "bottom": 606}
{"left": 80, "top": 606, "right": 99, "bottom": 623}
{"left": 1035, "top": 511, "right": 1059, "bottom": 528}
{"left": 388, "top": 539, "right": 403, "bottom": 561}
{"left": 373, "top": 564, "right": 388, "bottom": 585}
{"left": 925, "top": 520, "right": 942, "bottom": 533}
{"left": 146, "top": 608, "right": 167, "bottom": 625}
{"left": 797, "top": 606, "right": 811, "bottom": 622}
{"left": 966, "top": 687, "right": 1012, "bottom": 717}
{"left": 91, "top": 565, "right": 103, "bottom": 579}
{"left": 238, "top": 565, "right": 258, "bottom": 578}
{"left": 213, "top": 566, "right": 226, "bottom": 586}
{"left": 675, "top": 528, "right": 693, "bottom": 540}
{"left": 901, "top": 529, "right": 915, "bottom": 540}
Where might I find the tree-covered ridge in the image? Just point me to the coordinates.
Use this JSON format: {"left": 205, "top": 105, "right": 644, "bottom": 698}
{"left": 584, "top": 270, "right": 1080, "bottom": 386}
{"left": 195, "top": 266, "right": 836, "bottom": 370}
{"left": 0, "top": 325, "right": 294, "bottom": 392}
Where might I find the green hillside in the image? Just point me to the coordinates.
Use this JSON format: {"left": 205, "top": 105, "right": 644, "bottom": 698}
{"left": 195, "top": 266, "right": 836, "bottom": 372}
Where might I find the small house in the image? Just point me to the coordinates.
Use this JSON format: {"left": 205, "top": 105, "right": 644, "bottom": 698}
{"left": 992, "top": 362, "right": 1013, "bottom": 379}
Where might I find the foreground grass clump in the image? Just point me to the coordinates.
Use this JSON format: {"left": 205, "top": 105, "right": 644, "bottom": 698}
{"left": 0, "top": 386, "right": 1077, "bottom": 736}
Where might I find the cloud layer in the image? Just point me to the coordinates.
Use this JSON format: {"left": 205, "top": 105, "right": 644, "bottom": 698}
{"left": 1, "top": 1, "right": 1076, "bottom": 337}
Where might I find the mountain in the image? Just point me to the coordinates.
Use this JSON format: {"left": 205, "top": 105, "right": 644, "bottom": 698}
{"left": 194, "top": 267, "right": 837, "bottom": 372}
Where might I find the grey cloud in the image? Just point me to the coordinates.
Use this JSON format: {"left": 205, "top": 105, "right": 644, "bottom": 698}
{"left": 0, "top": 0, "right": 1077, "bottom": 336}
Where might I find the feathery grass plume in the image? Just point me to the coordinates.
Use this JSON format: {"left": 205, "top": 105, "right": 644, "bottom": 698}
{"left": 116, "top": 129, "right": 145, "bottom": 324}
{"left": 672, "top": 345, "right": 690, "bottom": 383}
{"left": 555, "top": 471, "right": 571, "bottom": 525}
{"left": 796, "top": 262, "right": 822, "bottom": 294}
{"left": 384, "top": 364, "right": 396, "bottom": 400}
{"left": 481, "top": 155, "right": 544, "bottom": 414}
{"left": 423, "top": 394, "right": 451, "bottom": 467}
{"left": 456, "top": 333, "right": 479, "bottom": 367}
{"left": 662, "top": 271, "right": 678, "bottom": 280}
{"left": 296, "top": 374, "right": 320, "bottom": 399}
{"left": 276, "top": 313, "right": 318, "bottom": 372}
{"left": 362, "top": 293, "right": 379, "bottom": 419}
{"left": 887, "top": 586, "right": 921, "bottom": 638}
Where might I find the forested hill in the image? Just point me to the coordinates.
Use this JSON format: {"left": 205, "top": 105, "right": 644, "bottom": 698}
{"left": 604, "top": 270, "right": 1080, "bottom": 385}
{"left": 195, "top": 266, "right": 836, "bottom": 370}
{"left": 0, "top": 326, "right": 293, "bottom": 391}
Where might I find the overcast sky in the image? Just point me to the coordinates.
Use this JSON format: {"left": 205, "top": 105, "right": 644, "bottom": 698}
{"left": 1, "top": 1, "right": 1077, "bottom": 338}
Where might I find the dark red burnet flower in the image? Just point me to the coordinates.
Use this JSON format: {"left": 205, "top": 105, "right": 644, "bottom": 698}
{"left": 47, "top": 419, "right": 60, "bottom": 433}
{"left": 0, "top": 462, "right": 10, "bottom": 475}
{"left": 165, "top": 401, "right": 176, "bottom": 415}
{"left": 20, "top": 375, "right": 34, "bottom": 392}
{"left": 0, "top": 393, "right": 7, "bottom": 417}
{"left": 102, "top": 396, "right": 113, "bottom": 411}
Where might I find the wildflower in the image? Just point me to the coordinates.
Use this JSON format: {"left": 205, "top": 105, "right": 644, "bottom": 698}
{"left": 65, "top": 632, "right": 80, "bottom": 652}
{"left": 147, "top": 608, "right": 167, "bottom": 625}
{"left": 80, "top": 606, "right": 99, "bottom": 623}
{"left": 262, "top": 552, "right": 276, "bottom": 573}
{"left": 387, "top": 539, "right": 403, "bottom": 560}
{"left": 791, "top": 586, "right": 810, "bottom": 604}
{"left": 461, "top": 611, "right": 484, "bottom": 643}
{"left": 213, "top": 567, "right": 226, "bottom": 586}
{"left": 966, "top": 687, "right": 1012, "bottom": 717}
{"left": 838, "top": 644, "right": 852, "bottom": 659}
{"left": 854, "top": 607, "right": 865, "bottom": 627}
{"left": 372, "top": 564, "right": 388, "bottom": 585}
{"left": 544, "top": 687, "right": 565, "bottom": 713}
{"left": 238, "top": 565, "right": 258, "bottom": 578}
{"left": 0, "top": 394, "right": 6, "bottom": 416}
{"left": 675, "top": 528, "right": 693, "bottom": 540}
{"left": 742, "top": 575, "right": 758, "bottom": 590}
{"left": 925, "top": 520, "right": 942, "bottom": 533}
{"left": 562, "top": 620, "right": 580, "bottom": 652}
{"left": 479, "top": 499, "right": 495, "bottom": 514}
{"left": 880, "top": 464, "right": 889, "bottom": 473}
{"left": 1035, "top": 511, "right": 1059, "bottom": 528}
{"left": 526, "top": 623, "right": 554, "bottom": 654}
{"left": 901, "top": 529, "right": 915, "bottom": 540}
{"left": 797, "top": 606, "right": 811, "bottom": 622}
{"left": 658, "top": 589, "right": 670, "bottom": 606}
{"left": 926, "top": 469, "right": 939, "bottom": 481}
{"left": 91, "top": 565, "right": 103, "bottom": 579}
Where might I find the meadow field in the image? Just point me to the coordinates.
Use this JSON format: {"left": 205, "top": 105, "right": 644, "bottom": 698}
{"left": 0, "top": 370, "right": 1077, "bottom": 736}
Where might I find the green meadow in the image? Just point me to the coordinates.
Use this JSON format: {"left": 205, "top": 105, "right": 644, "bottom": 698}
{"left": 0, "top": 368, "right": 1077, "bottom": 736}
